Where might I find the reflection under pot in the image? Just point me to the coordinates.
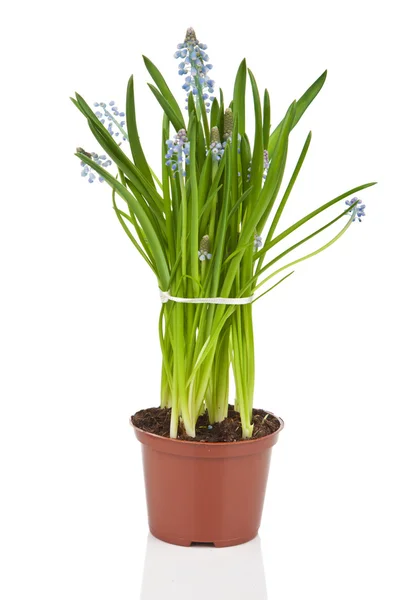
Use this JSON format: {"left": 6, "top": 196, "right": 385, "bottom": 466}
{"left": 140, "top": 533, "right": 268, "bottom": 600}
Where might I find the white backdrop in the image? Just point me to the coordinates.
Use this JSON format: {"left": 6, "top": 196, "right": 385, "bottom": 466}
{"left": 1, "top": 1, "right": 399, "bottom": 599}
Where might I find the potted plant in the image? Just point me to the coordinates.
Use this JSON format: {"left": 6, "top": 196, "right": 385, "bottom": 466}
{"left": 73, "top": 27, "right": 374, "bottom": 547}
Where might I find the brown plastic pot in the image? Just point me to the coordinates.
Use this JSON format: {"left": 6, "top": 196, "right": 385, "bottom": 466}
{"left": 133, "top": 413, "right": 283, "bottom": 548}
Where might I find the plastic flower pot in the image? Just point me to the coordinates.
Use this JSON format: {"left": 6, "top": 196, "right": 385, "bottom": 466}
{"left": 132, "top": 415, "right": 284, "bottom": 548}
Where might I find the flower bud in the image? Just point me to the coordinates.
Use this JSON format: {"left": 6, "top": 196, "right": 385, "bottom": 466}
{"left": 210, "top": 126, "right": 221, "bottom": 144}
{"left": 200, "top": 234, "right": 210, "bottom": 254}
{"left": 185, "top": 27, "right": 198, "bottom": 45}
{"left": 223, "top": 108, "right": 234, "bottom": 140}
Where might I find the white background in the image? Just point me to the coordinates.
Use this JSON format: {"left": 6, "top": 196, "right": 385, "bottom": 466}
{"left": 1, "top": 0, "right": 399, "bottom": 598}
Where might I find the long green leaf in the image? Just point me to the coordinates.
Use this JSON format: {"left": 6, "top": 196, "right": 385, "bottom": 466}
{"left": 251, "top": 271, "right": 294, "bottom": 303}
{"left": 233, "top": 59, "right": 247, "bottom": 135}
{"left": 263, "top": 89, "right": 271, "bottom": 149}
{"left": 254, "top": 207, "right": 356, "bottom": 293}
{"left": 147, "top": 84, "right": 185, "bottom": 132}
{"left": 227, "top": 187, "right": 254, "bottom": 223}
{"left": 248, "top": 69, "right": 264, "bottom": 201}
{"left": 266, "top": 131, "right": 312, "bottom": 244}
{"left": 143, "top": 56, "right": 185, "bottom": 128}
{"left": 75, "top": 93, "right": 165, "bottom": 216}
{"left": 244, "top": 101, "right": 296, "bottom": 241}
{"left": 188, "top": 116, "right": 199, "bottom": 294}
{"left": 269, "top": 70, "right": 327, "bottom": 156}
{"left": 255, "top": 181, "right": 377, "bottom": 260}
{"left": 126, "top": 75, "right": 155, "bottom": 187}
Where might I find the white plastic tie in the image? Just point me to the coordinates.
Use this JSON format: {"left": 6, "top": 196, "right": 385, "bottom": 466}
{"left": 159, "top": 290, "right": 254, "bottom": 305}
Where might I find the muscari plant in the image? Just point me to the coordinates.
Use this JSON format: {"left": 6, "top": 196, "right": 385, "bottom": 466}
{"left": 73, "top": 27, "right": 374, "bottom": 439}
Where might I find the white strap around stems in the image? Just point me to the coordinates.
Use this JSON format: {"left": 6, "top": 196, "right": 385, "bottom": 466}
{"left": 160, "top": 290, "right": 254, "bottom": 305}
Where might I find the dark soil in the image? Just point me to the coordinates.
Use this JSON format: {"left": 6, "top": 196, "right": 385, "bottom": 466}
{"left": 131, "top": 404, "right": 281, "bottom": 443}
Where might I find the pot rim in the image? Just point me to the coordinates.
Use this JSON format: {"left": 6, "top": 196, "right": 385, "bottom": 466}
{"left": 131, "top": 412, "right": 284, "bottom": 446}
{"left": 131, "top": 411, "right": 284, "bottom": 457}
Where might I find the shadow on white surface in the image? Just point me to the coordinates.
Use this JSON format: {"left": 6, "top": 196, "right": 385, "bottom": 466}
{"left": 140, "top": 533, "right": 267, "bottom": 599}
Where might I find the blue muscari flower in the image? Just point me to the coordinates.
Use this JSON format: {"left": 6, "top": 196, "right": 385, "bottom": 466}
{"left": 208, "top": 127, "right": 227, "bottom": 162}
{"left": 263, "top": 150, "right": 270, "bottom": 180}
{"left": 254, "top": 234, "right": 263, "bottom": 250}
{"left": 77, "top": 148, "right": 113, "bottom": 184}
{"left": 93, "top": 101, "right": 127, "bottom": 138}
{"left": 174, "top": 27, "right": 216, "bottom": 113}
{"left": 165, "top": 129, "right": 190, "bottom": 177}
{"left": 209, "top": 141, "right": 225, "bottom": 161}
{"left": 345, "top": 197, "right": 366, "bottom": 222}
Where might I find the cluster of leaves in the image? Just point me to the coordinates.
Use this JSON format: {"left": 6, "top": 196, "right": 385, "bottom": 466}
{"left": 73, "top": 53, "right": 375, "bottom": 438}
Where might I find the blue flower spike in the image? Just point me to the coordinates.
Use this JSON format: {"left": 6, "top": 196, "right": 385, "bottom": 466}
{"left": 208, "top": 126, "right": 225, "bottom": 162}
{"left": 175, "top": 27, "right": 216, "bottom": 113}
{"left": 77, "top": 99, "right": 128, "bottom": 185}
{"left": 165, "top": 129, "right": 190, "bottom": 177}
{"left": 345, "top": 197, "right": 366, "bottom": 222}
{"left": 76, "top": 147, "right": 113, "bottom": 184}
{"left": 92, "top": 101, "right": 127, "bottom": 139}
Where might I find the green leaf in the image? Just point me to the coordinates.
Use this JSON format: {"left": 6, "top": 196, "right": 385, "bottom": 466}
{"left": 75, "top": 93, "right": 165, "bottom": 216}
{"left": 143, "top": 56, "right": 185, "bottom": 128}
{"left": 293, "top": 70, "right": 327, "bottom": 129}
{"left": 196, "top": 117, "right": 206, "bottom": 172}
{"left": 256, "top": 181, "right": 377, "bottom": 259}
{"left": 162, "top": 114, "right": 175, "bottom": 266}
{"left": 255, "top": 206, "right": 356, "bottom": 293}
{"left": 269, "top": 70, "right": 327, "bottom": 156}
{"left": 227, "top": 187, "right": 254, "bottom": 223}
{"left": 249, "top": 101, "right": 296, "bottom": 238}
{"left": 233, "top": 59, "right": 247, "bottom": 135}
{"left": 147, "top": 84, "right": 185, "bottom": 132}
{"left": 263, "top": 89, "right": 271, "bottom": 149}
{"left": 211, "top": 145, "right": 232, "bottom": 296}
{"left": 210, "top": 97, "right": 219, "bottom": 128}
{"left": 198, "top": 151, "right": 212, "bottom": 216}
{"left": 240, "top": 134, "right": 252, "bottom": 191}
{"left": 187, "top": 91, "right": 196, "bottom": 115}
{"left": 188, "top": 117, "right": 200, "bottom": 294}
{"left": 265, "top": 131, "right": 312, "bottom": 244}
{"left": 126, "top": 75, "right": 155, "bottom": 188}
{"left": 252, "top": 271, "right": 294, "bottom": 303}
{"left": 199, "top": 152, "right": 226, "bottom": 230}
{"left": 248, "top": 69, "right": 264, "bottom": 199}
{"left": 217, "top": 88, "right": 225, "bottom": 135}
